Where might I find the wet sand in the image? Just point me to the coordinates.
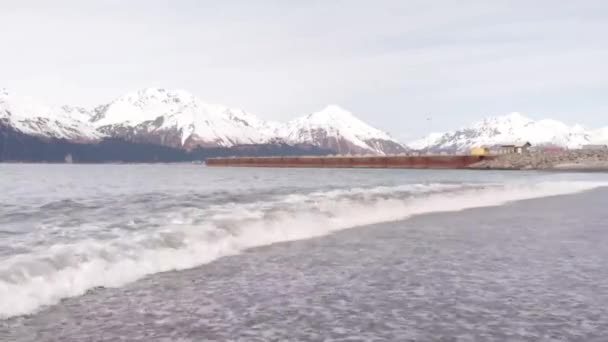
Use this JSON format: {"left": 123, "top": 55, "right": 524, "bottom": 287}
{"left": 3, "top": 188, "right": 608, "bottom": 341}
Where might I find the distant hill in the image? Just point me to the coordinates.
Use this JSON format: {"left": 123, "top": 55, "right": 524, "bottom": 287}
{"left": 0, "top": 123, "right": 331, "bottom": 163}
{"left": 408, "top": 112, "right": 608, "bottom": 152}
{"left": 1, "top": 87, "right": 405, "bottom": 162}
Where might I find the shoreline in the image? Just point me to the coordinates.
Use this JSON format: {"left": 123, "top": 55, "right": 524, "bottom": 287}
{"left": 2, "top": 153, "right": 608, "bottom": 173}
{"left": 469, "top": 150, "right": 608, "bottom": 172}
{"left": 5, "top": 188, "right": 608, "bottom": 341}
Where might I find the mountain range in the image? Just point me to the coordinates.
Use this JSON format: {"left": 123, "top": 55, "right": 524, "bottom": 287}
{"left": 2, "top": 87, "right": 608, "bottom": 162}
{"left": 409, "top": 112, "right": 608, "bottom": 152}
{"left": 0, "top": 88, "right": 405, "bottom": 162}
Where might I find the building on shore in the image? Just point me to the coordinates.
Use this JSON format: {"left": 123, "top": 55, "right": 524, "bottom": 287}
{"left": 498, "top": 142, "right": 532, "bottom": 154}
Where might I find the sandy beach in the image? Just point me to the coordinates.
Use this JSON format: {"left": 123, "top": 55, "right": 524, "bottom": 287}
{"left": 3, "top": 181, "right": 608, "bottom": 341}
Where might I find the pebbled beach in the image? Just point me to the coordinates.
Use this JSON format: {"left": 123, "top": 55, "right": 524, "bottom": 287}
{"left": 471, "top": 150, "right": 608, "bottom": 171}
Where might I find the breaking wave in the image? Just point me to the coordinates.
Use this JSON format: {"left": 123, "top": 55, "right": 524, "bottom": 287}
{"left": 0, "top": 180, "right": 605, "bottom": 319}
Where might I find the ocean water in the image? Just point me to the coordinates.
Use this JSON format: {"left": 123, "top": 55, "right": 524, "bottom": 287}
{"left": 1, "top": 164, "right": 608, "bottom": 341}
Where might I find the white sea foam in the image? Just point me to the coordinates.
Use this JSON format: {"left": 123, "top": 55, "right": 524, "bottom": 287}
{"left": 0, "top": 180, "right": 605, "bottom": 319}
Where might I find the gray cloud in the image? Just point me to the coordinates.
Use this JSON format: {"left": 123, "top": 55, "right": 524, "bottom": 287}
{"left": 1, "top": 0, "right": 607, "bottom": 141}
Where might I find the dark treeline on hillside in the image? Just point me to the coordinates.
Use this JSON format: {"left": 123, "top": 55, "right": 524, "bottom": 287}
{"left": 0, "top": 125, "right": 331, "bottom": 163}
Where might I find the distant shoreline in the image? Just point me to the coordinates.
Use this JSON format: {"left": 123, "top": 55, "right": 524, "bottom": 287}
{"left": 3, "top": 152, "right": 608, "bottom": 173}
{"left": 469, "top": 150, "right": 608, "bottom": 172}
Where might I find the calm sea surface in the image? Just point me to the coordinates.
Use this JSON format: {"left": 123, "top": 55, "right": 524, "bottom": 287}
{"left": 1, "top": 164, "right": 607, "bottom": 341}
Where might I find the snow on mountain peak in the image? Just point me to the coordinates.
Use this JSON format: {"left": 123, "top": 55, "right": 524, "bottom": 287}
{"left": 472, "top": 112, "right": 532, "bottom": 129}
{"left": 89, "top": 92, "right": 405, "bottom": 153}
{"left": 123, "top": 88, "right": 197, "bottom": 106}
{"left": 311, "top": 105, "right": 354, "bottom": 118}
{"left": 0, "top": 89, "right": 100, "bottom": 140}
{"left": 91, "top": 88, "right": 200, "bottom": 127}
{"left": 300, "top": 106, "right": 365, "bottom": 129}
{"left": 277, "top": 105, "right": 404, "bottom": 154}
{"left": 285, "top": 106, "right": 390, "bottom": 137}
{"left": 1, "top": 87, "right": 406, "bottom": 154}
{"left": 90, "top": 88, "right": 276, "bottom": 148}
{"left": 503, "top": 112, "right": 528, "bottom": 120}
{"left": 409, "top": 112, "right": 599, "bottom": 151}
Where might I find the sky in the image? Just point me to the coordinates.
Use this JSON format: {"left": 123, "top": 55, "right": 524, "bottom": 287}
{"left": 1, "top": 0, "right": 607, "bottom": 141}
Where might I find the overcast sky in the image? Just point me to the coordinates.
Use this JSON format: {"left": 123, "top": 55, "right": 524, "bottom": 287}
{"left": 1, "top": 0, "right": 607, "bottom": 141}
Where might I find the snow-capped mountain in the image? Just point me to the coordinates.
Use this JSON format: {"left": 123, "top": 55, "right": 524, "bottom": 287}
{"left": 277, "top": 105, "right": 406, "bottom": 155}
{"left": 0, "top": 89, "right": 100, "bottom": 141}
{"left": 0, "top": 88, "right": 405, "bottom": 155}
{"left": 409, "top": 112, "right": 608, "bottom": 151}
{"left": 91, "top": 89, "right": 404, "bottom": 154}
{"left": 91, "top": 88, "right": 278, "bottom": 149}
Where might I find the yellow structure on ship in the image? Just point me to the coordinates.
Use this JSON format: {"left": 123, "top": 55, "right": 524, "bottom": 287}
{"left": 470, "top": 147, "right": 491, "bottom": 156}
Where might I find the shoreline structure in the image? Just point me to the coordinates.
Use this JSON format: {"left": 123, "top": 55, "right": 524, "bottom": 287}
{"left": 206, "top": 155, "right": 489, "bottom": 169}
{"left": 206, "top": 150, "right": 608, "bottom": 171}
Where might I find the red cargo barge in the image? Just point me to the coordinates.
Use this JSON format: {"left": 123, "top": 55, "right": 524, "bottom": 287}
{"left": 205, "top": 155, "right": 493, "bottom": 169}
